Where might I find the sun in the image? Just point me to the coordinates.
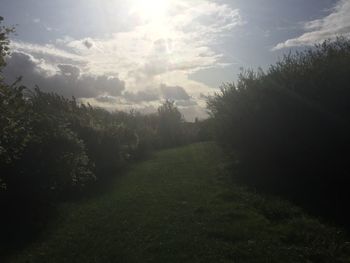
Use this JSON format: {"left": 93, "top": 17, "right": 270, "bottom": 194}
{"left": 130, "top": 0, "right": 171, "bottom": 21}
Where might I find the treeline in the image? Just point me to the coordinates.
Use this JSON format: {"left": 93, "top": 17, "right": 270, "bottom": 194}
{"left": 0, "top": 82, "right": 208, "bottom": 249}
{"left": 0, "top": 86, "right": 205, "bottom": 199}
{"left": 208, "top": 37, "right": 350, "bottom": 226}
{"left": 0, "top": 18, "right": 207, "bottom": 201}
{"left": 0, "top": 18, "right": 211, "bottom": 248}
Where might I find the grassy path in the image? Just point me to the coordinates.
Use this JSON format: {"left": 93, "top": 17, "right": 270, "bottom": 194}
{"left": 6, "top": 143, "right": 350, "bottom": 262}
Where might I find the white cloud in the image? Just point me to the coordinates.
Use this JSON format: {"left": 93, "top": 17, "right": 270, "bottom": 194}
{"left": 273, "top": 0, "right": 350, "bottom": 50}
{"left": 11, "top": 41, "right": 86, "bottom": 67}
{"left": 7, "top": 0, "right": 243, "bottom": 120}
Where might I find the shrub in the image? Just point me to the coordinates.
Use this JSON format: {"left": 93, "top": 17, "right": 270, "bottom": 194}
{"left": 208, "top": 37, "right": 350, "bottom": 225}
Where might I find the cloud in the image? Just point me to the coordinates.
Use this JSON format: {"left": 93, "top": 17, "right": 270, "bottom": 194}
{"left": 175, "top": 99, "right": 197, "bottom": 107}
{"left": 3, "top": 52, "right": 125, "bottom": 98}
{"left": 82, "top": 39, "right": 94, "bottom": 49}
{"left": 11, "top": 41, "right": 86, "bottom": 68}
{"left": 10, "top": 1, "right": 242, "bottom": 88}
{"left": 123, "top": 89, "right": 159, "bottom": 102}
{"left": 273, "top": 0, "right": 350, "bottom": 50}
{"left": 94, "top": 95, "right": 118, "bottom": 104}
{"left": 160, "top": 84, "right": 190, "bottom": 100}
{"left": 11, "top": 41, "right": 82, "bottom": 61}
{"left": 6, "top": 0, "right": 243, "bottom": 120}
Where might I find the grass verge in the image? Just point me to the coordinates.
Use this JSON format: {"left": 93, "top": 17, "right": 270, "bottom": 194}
{"left": 4, "top": 142, "right": 350, "bottom": 262}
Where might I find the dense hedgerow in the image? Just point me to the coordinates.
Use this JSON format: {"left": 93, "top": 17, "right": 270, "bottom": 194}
{"left": 0, "top": 81, "right": 206, "bottom": 249}
{"left": 1, "top": 85, "right": 204, "bottom": 199}
{"left": 0, "top": 17, "right": 208, "bottom": 239}
{"left": 208, "top": 37, "right": 350, "bottom": 225}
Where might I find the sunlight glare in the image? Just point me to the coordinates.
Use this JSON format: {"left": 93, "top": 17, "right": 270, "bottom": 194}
{"left": 130, "top": 0, "right": 171, "bottom": 21}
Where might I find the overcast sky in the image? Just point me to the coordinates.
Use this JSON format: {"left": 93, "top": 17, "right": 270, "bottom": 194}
{"left": 1, "top": 0, "right": 349, "bottom": 120}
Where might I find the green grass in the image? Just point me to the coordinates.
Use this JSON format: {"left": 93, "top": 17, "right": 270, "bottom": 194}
{"left": 5, "top": 142, "right": 350, "bottom": 262}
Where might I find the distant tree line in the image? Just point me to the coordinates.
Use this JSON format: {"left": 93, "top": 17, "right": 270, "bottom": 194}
{"left": 208, "top": 37, "right": 350, "bottom": 226}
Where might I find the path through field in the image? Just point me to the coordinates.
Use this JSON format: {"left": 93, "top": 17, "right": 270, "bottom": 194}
{"left": 7, "top": 143, "right": 350, "bottom": 262}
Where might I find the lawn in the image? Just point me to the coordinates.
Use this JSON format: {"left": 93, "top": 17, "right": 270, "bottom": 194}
{"left": 5, "top": 142, "right": 350, "bottom": 262}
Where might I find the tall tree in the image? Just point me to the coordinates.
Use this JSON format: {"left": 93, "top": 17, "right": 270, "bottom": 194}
{"left": 157, "top": 100, "right": 183, "bottom": 147}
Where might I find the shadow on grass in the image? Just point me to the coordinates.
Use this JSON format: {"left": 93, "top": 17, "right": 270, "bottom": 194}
{"left": 0, "top": 194, "right": 58, "bottom": 259}
{"left": 0, "top": 151, "right": 158, "bottom": 261}
{"left": 229, "top": 160, "right": 350, "bottom": 235}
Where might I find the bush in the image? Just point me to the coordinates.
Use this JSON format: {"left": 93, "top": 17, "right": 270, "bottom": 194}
{"left": 157, "top": 100, "right": 184, "bottom": 147}
{"left": 208, "top": 37, "right": 350, "bottom": 226}
{"left": 1, "top": 86, "right": 95, "bottom": 197}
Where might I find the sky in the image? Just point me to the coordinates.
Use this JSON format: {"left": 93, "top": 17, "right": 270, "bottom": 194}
{"left": 1, "top": 0, "right": 349, "bottom": 121}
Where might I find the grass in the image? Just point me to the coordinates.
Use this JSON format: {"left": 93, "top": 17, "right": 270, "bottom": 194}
{"left": 4, "top": 142, "right": 350, "bottom": 262}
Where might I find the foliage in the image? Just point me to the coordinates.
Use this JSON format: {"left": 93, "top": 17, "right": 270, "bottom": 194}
{"left": 0, "top": 83, "right": 202, "bottom": 251}
{"left": 207, "top": 37, "right": 350, "bottom": 225}
{"left": 0, "top": 16, "right": 207, "bottom": 251}
{"left": 157, "top": 100, "right": 184, "bottom": 147}
{"left": 0, "top": 16, "right": 14, "bottom": 71}
{"left": 1, "top": 86, "right": 201, "bottom": 198}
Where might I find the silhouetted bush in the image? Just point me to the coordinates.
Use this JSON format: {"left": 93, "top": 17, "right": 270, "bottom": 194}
{"left": 0, "top": 82, "right": 191, "bottom": 250}
{"left": 157, "top": 100, "right": 184, "bottom": 147}
{"left": 0, "top": 86, "right": 201, "bottom": 201}
{"left": 208, "top": 37, "right": 350, "bottom": 226}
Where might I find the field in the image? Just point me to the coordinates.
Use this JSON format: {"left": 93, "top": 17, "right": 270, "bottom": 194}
{"left": 4, "top": 143, "right": 350, "bottom": 262}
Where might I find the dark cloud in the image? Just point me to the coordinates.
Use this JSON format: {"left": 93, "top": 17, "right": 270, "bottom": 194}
{"left": 123, "top": 90, "right": 159, "bottom": 102}
{"left": 3, "top": 52, "right": 125, "bottom": 98}
{"left": 2, "top": 52, "right": 38, "bottom": 81}
{"left": 82, "top": 39, "right": 93, "bottom": 49}
{"left": 57, "top": 64, "right": 80, "bottom": 78}
{"left": 160, "top": 84, "right": 191, "bottom": 100}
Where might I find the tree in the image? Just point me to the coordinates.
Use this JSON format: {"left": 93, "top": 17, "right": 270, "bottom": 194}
{"left": 207, "top": 37, "right": 350, "bottom": 225}
{"left": 0, "top": 16, "right": 14, "bottom": 72}
{"left": 157, "top": 100, "right": 183, "bottom": 147}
